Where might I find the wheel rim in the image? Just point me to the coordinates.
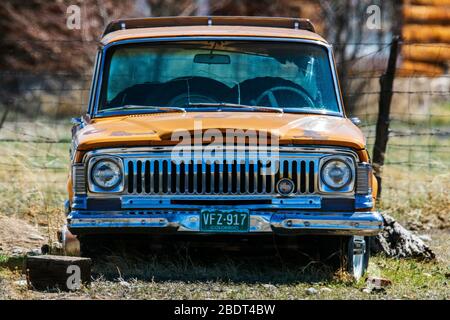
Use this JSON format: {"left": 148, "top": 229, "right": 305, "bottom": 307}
{"left": 352, "top": 251, "right": 364, "bottom": 280}
{"left": 351, "top": 236, "right": 366, "bottom": 280}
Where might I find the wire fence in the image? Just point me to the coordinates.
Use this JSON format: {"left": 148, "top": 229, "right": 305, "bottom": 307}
{"left": 0, "top": 40, "right": 448, "bottom": 210}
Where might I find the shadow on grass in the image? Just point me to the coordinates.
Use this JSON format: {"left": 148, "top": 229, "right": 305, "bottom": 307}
{"left": 84, "top": 235, "right": 343, "bottom": 285}
{"left": 0, "top": 254, "right": 25, "bottom": 271}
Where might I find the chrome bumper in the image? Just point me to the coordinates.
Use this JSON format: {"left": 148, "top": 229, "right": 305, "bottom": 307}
{"left": 67, "top": 210, "right": 383, "bottom": 236}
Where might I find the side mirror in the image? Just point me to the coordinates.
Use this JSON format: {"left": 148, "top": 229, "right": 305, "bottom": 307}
{"left": 71, "top": 117, "right": 82, "bottom": 126}
{"left": 350, "top": 117, "right": 361, "bottom": 126}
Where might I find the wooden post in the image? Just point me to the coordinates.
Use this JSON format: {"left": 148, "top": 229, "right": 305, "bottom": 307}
{"left": 372, "top": 36, "right": 401, "bottom": 197}
{"left": 25, "top": 255, "right": 91, "bottom": 291}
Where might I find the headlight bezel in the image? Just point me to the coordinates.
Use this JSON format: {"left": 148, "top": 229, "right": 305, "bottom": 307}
{"left": 319, "top": 155, "right": 355, "bottom": 193}
{"left": 88, "top": 156, "right": 124, "bottom": 193}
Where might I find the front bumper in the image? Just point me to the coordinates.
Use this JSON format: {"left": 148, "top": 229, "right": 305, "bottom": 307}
{"left": 67, "top": 210, "right": 383, "bottom": 236}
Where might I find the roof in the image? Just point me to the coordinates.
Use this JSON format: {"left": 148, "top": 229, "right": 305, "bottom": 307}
{"left": 100, "top": 16, "right": 327, "bottom": 46}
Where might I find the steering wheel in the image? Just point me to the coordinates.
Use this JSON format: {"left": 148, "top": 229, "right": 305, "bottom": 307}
{"left": 254, "top": 86, "right": 315, "bottom": 109}
{"left": 168, "top": 93, "right": 218, "bottom": 107}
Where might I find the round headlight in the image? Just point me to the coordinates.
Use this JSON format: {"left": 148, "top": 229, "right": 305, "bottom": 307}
{"left": 91, "top": 159, "right": 122, "bottom": 189}
{"left": 321, "top": 159, "right": 352, "bottom": 190}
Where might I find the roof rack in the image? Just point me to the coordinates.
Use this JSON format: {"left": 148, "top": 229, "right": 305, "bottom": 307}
{"left": 103, "top": 16, "right": 316, "bottom": 37}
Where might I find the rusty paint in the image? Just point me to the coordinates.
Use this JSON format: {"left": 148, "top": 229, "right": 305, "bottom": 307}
{"left": 73, "top": 112, "right": 366, "bottom": 155}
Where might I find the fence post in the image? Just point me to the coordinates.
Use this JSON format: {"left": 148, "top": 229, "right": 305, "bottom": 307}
{"left": 372, "top": 36, "right": 401, "bottom": 197}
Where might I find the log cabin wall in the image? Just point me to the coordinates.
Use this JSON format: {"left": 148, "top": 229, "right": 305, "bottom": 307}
{"left": 401, "top": 0, "right": 450, "bottom": 76}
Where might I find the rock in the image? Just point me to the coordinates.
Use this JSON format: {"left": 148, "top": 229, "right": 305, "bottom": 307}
{"left": 11, "top": 247, "right": 24, "bottom": 255}
{"left": 370, "top": 213, "right": 435, "bottom": 261}
{"left": 423, "top": 273, "right": 432, "bottom": 278}
{"left": 28, "top": 234, "right": 45, "bottom": 241}
{"left": 52, "top": 242, "right": 63, "bottom": 249}
{"left": 305, "top": 287, "right": 318, "bottom": 295}
{"left": 366, "top": 276, "right": 392, "bottom": 290}
{"left": 14, "top": 280, "right": 28, "bottom": 287}
{"left": 27, "top": 248, "right": 42, "bottom": 256}
{"left": 361, "top": 287, "right": 372, "bottom": 294}
{"left": 320, "top": 287, "right": 332, "bottom": 293}
{"left": 418, "top": 234, "right": 432, "bottom": 242}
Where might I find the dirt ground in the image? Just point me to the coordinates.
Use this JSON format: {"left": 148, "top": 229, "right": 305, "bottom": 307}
{"left": 0, "top": 215, "right": 46, "bottom": 255}
{"left": 0, "top": 222, "right": 449, "bottom": 300}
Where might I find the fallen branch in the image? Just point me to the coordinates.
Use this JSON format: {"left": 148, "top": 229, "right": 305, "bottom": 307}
{"left": 371, "top": 213, "right": 436, "bottom": 261}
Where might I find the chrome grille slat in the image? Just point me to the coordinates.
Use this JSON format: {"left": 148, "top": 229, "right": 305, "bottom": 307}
{"left": 167, "top": 160, "right": 172, "bottom": 193}
{"left": 244, "top": 159, "right": 250, "bottom": 194}
{"left": 175, "top": 162, "right": 182, "bottom": 193}
{"left": 304, "top": 160, "right": 310, "bottom": 194}
{"left": 227, "top": 161, "right": 233, "bottom": 194}
{"left": 236, "top": 160, "right": 241, "bottom": 194}
{"left": 133, "top": 161, "right": 140, "bottom": 193}
{"left": 149, "top": 160, "right": 154, "bottom": 194}
{"left": 202, "top": 161, "right": 207, "bottom": 194}
{"left": 124, "top": 154, "right": 322, "bottom": 195}
{"left": 218, "top": 162, "right": 224, "bottom": 193}
{"left": 158, "top": 160, "right": 165, "bottom": 194}
{"left": 270, "top": 160, "right": 277, "bottom": 193}
{"left": 210, "top": 161, "right": 215, "bottom": 194}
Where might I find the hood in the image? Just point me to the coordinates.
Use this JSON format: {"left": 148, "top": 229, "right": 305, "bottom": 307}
{"left": 75, "top": 112, "right": 366, "bottom": 151}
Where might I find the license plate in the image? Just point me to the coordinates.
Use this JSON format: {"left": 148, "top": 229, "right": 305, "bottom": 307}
{"left": 200, "top": 209, "right": 249, "bottom": 232}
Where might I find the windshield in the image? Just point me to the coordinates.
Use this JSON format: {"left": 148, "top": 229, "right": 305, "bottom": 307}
{"left": 98, "top": 40, "right": 340, "bottom": 114}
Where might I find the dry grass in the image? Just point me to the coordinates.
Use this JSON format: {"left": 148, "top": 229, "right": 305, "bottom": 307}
{"left": 1, "top": 246, "right": 449, "bottom": 300}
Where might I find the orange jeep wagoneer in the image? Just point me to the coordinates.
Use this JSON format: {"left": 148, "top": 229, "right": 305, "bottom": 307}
{"left": 63, "top": 16, "right": 382, "bottom": 279}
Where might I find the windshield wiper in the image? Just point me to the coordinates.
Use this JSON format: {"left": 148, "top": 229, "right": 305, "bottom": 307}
{"left": 100, "top": 105, "right": 186, "bottom": 113}
{"left": 187, "top": 102, "right": 284, "bottom": 114}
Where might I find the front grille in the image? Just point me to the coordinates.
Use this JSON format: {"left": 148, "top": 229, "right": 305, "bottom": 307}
{"left": 125, "top": 157, "right": 318, "bottom": 195}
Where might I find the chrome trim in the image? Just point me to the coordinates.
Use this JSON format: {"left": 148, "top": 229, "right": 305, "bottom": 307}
{"left": 82, "top": 146, "right": 359, "bottom": 196}
{"left": 67, "top": 210, "right": 383, "bottom": 236}
{"left": 318, "top": 155, "right": 356, "bottom": 193}
{"left": 92, "top": 36, "right": 344, "bottom": 117}
{"left": 87, "top": 156, "right": 125, "bottom": 193}
{"left": 72, "top": 164, "right": 86, "bottom": 195}
{"left": 95, "top": 153, "right": 321, "bottom": 196}
{"left": 87, "top": 50, "right": 102, "bottom": 115}
{"left": 121, "top": 195, "right": 322, "bottom": 209}
{"left": 356, "top": 162, "right": 372, "bottom": 195}
{"left": 83, "top": 145, "right": 359, "bottom": 157}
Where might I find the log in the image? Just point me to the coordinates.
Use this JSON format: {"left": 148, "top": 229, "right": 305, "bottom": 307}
{"left": 404, "top": 5, "right": 450, "bottom": 23}
{"left": 408, "top": 0, "right": 450, "bottom": 6}
{"left": 25, "top": 255, "right": 91, "bottom": 291}
{"left": 370, "top": 213, "right": 436, "bottom": 261}
{"left": 403, "top": 24, "right": 450, "bottom": 42}
{"left": 402, "top": 44, "right": 450, "bottom": 63}
{"left": 398, "top": 59, "right": 446, "bottom": 76}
